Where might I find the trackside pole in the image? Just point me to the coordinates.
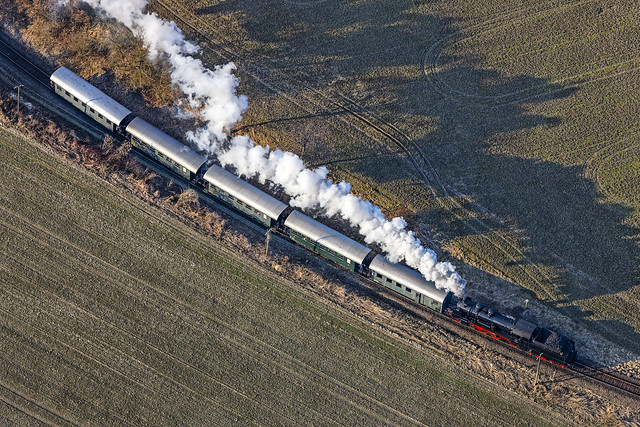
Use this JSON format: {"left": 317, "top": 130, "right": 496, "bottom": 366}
{"left": 265, "top": 228, "right": 272, "bottom": 256}
{"left": 14, "top": 84, "right": 24, "bottom": 116}
{"left": 535, "top": 352, "right": 543, "bottom": 385}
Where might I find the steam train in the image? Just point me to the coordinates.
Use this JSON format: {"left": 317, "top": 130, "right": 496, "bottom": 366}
{"left": 50, "top": 66, "right": 577, "bottom": 365}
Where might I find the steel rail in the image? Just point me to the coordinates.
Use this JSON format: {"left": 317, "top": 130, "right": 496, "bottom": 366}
{"left": 569, "top": 361, "right": 640, "bottom": 398}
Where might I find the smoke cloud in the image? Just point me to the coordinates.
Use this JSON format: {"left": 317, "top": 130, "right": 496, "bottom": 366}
{"left": 80, "top": 0, "right": 466, "bottom": 296}
{"left": 218, "top": 137, "right": 466, "bottom": 294}
{"left": 83, "top": 0, "right": 248, "bottom": 141}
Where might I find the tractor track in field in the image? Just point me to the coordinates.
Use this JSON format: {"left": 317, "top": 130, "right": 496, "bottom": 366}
{"left": 0, "top": 197, "right": 426, "bottom": 425}
{"left": 0, "top": 209, "right": 295, "bottom": 420}
{"left": 0, "top": 380, "right": 76, "bottom": 426}
{"left": 422, "top": 0, "right": 597, "bottom": 107}
{"left": 154, "top": 0, "right": 560, "bottom": 300}
{"left": 417, "top": 0, "right": 640, "bottom": 350}
{"left": 423, "top": 0, "right": 640, "bottom": 108}
{"left": 0, "top": 307, "right": 150, "bottom": 426}
{"left": 0, "top": 317, "right": 136, "bottom": 426}
{"left": 0, "top": 220, "right": 311, "bottom": 425}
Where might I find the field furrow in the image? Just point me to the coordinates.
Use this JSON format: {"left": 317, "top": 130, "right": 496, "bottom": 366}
{"left": 0, "top": 208, "right": 430, "bottom": 425}
{"left": 0, "top": 120, "right": 572, "bottom": 424}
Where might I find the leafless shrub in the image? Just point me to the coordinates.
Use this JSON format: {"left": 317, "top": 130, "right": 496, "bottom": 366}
{"left": 176, "top": 188, "right": 200, "bottom": 212}
{"left": 203, "top": 211, "right": 226, "bottom": 238}
{"left": 12, "top": 0, "right": 175, "bottom": 107}
{"left": 101, "top": 135, "right": 115, "bottom": 156}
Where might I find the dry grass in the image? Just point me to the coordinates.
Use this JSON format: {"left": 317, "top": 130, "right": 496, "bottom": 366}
{"left": 1, "top": 0, "right": 175, "bottom": 106}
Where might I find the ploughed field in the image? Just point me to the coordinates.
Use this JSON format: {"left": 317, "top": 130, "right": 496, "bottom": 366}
{"left": 0, "top": 127, "right": 571, "bottom": 424}
{"left": 152, "top": 0, "right": 640, "bottom": 365}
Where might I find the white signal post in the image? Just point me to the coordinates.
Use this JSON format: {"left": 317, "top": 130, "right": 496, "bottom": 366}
{"left": 265, "top": 228, "right": 272, "bottom": 256}
{"left": 535, "top": 352, "right": 543, "bottom": 385}
{"left": 14, "top": 84, "right": 24, "bottom": 116}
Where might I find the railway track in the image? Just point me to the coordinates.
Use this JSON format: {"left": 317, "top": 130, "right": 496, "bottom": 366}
{"left": 0, "top": 32, "right": 106, "bottom": 141}
{"left": 570, "top": 361, "right": 640, "bottom": 399}
{"left": 0, "top": 35, "right": 50, "bottom": 86}
{"left": 3, "top": 19, "right": 639, "bottom": 405}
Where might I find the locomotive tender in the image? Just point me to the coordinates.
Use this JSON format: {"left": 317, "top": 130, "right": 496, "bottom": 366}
{"left": 51, "top": 66, "right": 577, "bottom": 365}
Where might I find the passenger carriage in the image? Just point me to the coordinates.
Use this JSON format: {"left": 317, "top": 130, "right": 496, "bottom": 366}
{"left": 368, "top": 254, "right": 452, "bottom": 313}
{"left": 283, "top": 211, "right": 372, "bottom": 272}
{"left": 50, "top": 66, "right": 133, "bottom": 133}
{"left": 126, "top": 117, "right": 207, "bottom": 181}
{"left": 203, "top": 165, "right": 288, "bottom": 227}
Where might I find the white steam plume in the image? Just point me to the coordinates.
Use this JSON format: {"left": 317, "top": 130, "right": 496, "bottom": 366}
{"left": 83, "top": 0, "right": 248, "bottom": 140}
{"left": 80, "top": 0, "right": 466, "bottom": 296}
{"left": 218, "top": 137, "right": 466, "bottom": 295}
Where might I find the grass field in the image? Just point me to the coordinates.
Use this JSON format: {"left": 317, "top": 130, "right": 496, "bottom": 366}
{"left": 0, "top": 125, "right": 578, "bottom": 424}
{"left": 148, "top": 0, "right": 640, "bottom": 366}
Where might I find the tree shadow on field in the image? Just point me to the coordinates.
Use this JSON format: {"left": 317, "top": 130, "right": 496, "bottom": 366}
{"left": 413, "top": 20, "right": 640, "bottom": 355}
{"left": 195, "top": 0, "right": 452, "bottom": 76}
{"left": 194, "top": 0, "right": 640, "bottom": 358}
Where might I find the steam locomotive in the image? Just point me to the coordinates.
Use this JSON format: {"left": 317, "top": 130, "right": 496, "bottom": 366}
{"left": 50, "top": 66, "right": 577, "bottom": 365}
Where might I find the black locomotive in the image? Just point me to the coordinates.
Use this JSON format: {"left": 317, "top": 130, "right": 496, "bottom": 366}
{"left": 51, "top": 66, "right": 577, "bottom": 366}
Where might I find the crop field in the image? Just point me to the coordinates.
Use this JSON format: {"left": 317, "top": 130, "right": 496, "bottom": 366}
{"left": 0, "top": 125, "right": 579, "bottom": 424}
{"left": 148, "top": 0, "right": 640, "bottom": 367}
